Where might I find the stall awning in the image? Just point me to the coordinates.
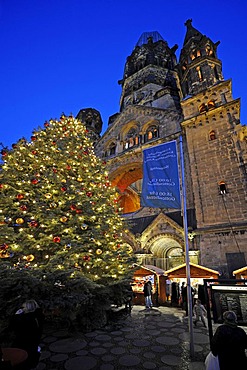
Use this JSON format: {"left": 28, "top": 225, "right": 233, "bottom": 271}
{"left": 144, "top": 265, "right": 165, "bottom": 276}
{"left": 233, "top": 266, "right": 247, "bottom": 279}
{"left": 165, "top": 262, "right": 219, "bottom": 279}
{"left": 134, "top": 264, "right": 165, "bottom": 277}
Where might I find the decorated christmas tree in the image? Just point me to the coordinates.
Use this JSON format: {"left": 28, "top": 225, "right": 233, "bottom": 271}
{"left": 0, "top": 115, "right": 134, "bottom": 283}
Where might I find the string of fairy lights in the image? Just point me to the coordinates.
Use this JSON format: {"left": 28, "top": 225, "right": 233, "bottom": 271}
{"left": 0, "top": 115, "right": 134, "bottom": 281}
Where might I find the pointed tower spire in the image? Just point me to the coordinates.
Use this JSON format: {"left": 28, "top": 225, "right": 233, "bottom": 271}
{"left": 178, "top": 19, "right": 223, "bottom": 97}
{"left": 183, "top": 19, "right": 204, "bottom": 46}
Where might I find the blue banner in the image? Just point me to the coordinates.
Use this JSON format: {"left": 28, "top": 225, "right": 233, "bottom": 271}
{"left": 141, "top": 141, "right": 181, "bottom": 209}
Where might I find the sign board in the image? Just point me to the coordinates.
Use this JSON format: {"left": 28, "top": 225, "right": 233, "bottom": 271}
{"left": 210, "top": 284, "right": 247, "bottom": 325}
{"left": 204, "top": 279, "right": 247, "bottom": 342}
{"left": 141, "top": 141, "right": 181, "bottom": 209}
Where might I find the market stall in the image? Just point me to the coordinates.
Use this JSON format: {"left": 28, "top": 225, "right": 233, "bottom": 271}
{"left": 165, "top": 262, "right": 220, "bottom": 305}
{"left": 233, "top": 266, "right": 247, "bottom": 279}
{"left": 132, "top": 265, "right": 167, "bottom": 306}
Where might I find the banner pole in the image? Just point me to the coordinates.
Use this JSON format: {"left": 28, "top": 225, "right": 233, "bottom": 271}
{"left": 179, "top": 135, "right": 195, "bottom": 358}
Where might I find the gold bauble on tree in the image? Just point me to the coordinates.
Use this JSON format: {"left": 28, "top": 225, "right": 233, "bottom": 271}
{"left": 24, "top": 254, "right": 35, "bottom": 262}
{"left": 0, "top": 114, "right": 135, "bottom": 282}
{"left": 16, "top": 218, "right": 24, "bottom": 224}
{"left": 60, "top": 216, "right": 68, "bottom": 223}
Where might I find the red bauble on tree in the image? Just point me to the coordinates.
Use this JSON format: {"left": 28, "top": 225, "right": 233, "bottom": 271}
{"left": 20, "top": 205, "right": 28, "bottom": 211}
{"left": 53, "top": 236, "right": 61, "bottom": 243}
{"left": 31, "top": 178, "right": 39, "bottom": 185}
{"left": 0, "top": 114, "right": 135, "bottom": 283}
{"left": 29, "top": 220, "right": 38, "bottom": 227}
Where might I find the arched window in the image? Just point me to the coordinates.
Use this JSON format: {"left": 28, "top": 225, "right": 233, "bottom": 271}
{"left": 214, "top": 66, "right": 219, "bottom": 80}
{"left": 147, "top": 130, "right": 153, "bottom": 140}
{"left": 208, "top": 100, "right": 215, "bottom": 110}
{"left": 144, "top": 126, "right": 159, "bottom": 143}
{"left": 190, "top": 49, "right": 197, "bottom": 60}
{"left": 218, "top": 181, "right": 227, "bottom": 195}
{"left": 206, "top": 45, "right": 214, "bottom": 57}
{"left": 109, "top": 142, "right": 116, "bottom": 155}
{"left": 209, "top": 130, "right": 216, "bottom": 141}
{"left": 196, "top": 66, "right": 203, "bottom": 82}
{"left": 199, "top": 103, "right": 207, "bottom": 113}
{"left": 126, "top": 128, "right": 137, "bottom": 139}
{"left": 190, "top": 49, "right": 201, "bottom": 61}
{"left": 129, "top": 137, "right": 134, "bottom": 148}
{"left": 124, "top": 127, "right": 139, "bottom": 150}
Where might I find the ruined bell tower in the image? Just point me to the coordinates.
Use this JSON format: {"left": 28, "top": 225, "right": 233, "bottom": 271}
{"left": 78, "top": 21, "right": 247, "bottom": 277}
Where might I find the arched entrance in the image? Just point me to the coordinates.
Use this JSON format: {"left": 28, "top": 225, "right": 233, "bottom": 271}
{"left": 109, "top": 163, "right": 142, "bottom": 214}
{"left": 143, "top": 236, "right": 184, "bottom": 271}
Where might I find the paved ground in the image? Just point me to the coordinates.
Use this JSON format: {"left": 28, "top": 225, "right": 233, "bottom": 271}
{"left": 34, "top": 305, "right": 212, "bottom": 370}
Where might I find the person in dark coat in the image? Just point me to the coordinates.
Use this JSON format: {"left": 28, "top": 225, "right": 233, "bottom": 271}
{"left": 124, "top": 283, "right": 136, "bottom": 313}
{"left": 143, "top": 280, "right": 153, "bottom": 309}
{"left": 211, "top": 310, "right": 247, "bottom": 370}
{"left": 171, "top": 282, "right": 179, "bottom": 306}
{"left": 181, "top": 283, "right": 194, "bottom": 316}
{"left": 10, "top": 299, "right": 44, "bottom": 369}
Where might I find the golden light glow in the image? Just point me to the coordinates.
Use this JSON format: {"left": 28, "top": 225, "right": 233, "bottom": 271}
{"left": 0, "top": 114, "right": 134, "bottom": 281}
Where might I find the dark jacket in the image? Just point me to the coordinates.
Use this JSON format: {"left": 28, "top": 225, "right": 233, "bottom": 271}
{"left": 10, "top": 308, "right": 44, "bottom": 368}
{"left": 211, "top": 323, "right": 247, "bottom": 370}
{"left": 143, "top": 282, "right": 152, "bottom": 297}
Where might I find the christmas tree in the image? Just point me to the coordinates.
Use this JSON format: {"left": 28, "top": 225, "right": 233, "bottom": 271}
{"left": 0, "top": 115, "right": 134, "bottom": 283}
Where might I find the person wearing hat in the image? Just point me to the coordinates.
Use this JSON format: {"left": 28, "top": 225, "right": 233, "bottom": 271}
{"left": 211, "top": 310, "right": 247, "bottom": 369}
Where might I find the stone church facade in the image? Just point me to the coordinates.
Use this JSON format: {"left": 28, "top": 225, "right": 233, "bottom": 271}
{"left": 77, "top": 20, "right": 247, "bottom": 278}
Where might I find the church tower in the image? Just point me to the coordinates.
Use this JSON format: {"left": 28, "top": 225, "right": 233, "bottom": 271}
{"left": 178, "top": 19, "right": 223, "bottom": 98}
{"left": 118, "top": 31, "right": 181, "bottom": 112}
{"left": 79, "top": 21, "right": 247, "bottom": 277}
{"left": 94, "top": 31, "right": 194, "bottom": 272}
{"left": 95, "top": 31, "right": 184, "bottom": 216}
{"left": 179, "top": 20, "right": 247, "bottom": 276}
{"left": 76, "top": 108, "right": 103, "bottom": 143}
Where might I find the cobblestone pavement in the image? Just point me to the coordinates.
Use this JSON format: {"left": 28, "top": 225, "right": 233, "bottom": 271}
{"left": 33, "top": 305, "right": 213, "bottom": 370}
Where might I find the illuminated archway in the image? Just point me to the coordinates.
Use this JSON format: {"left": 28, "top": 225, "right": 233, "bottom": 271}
{"left": 144, "top": 235, "right": 184, "bottom": 270}
{"left": 109, "top": 162, "right": 143, "bottom": 214}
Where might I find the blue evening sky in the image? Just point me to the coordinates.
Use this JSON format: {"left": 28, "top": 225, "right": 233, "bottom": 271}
{"left": 0, "top": 0, "right": 246, "bottom": 148}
